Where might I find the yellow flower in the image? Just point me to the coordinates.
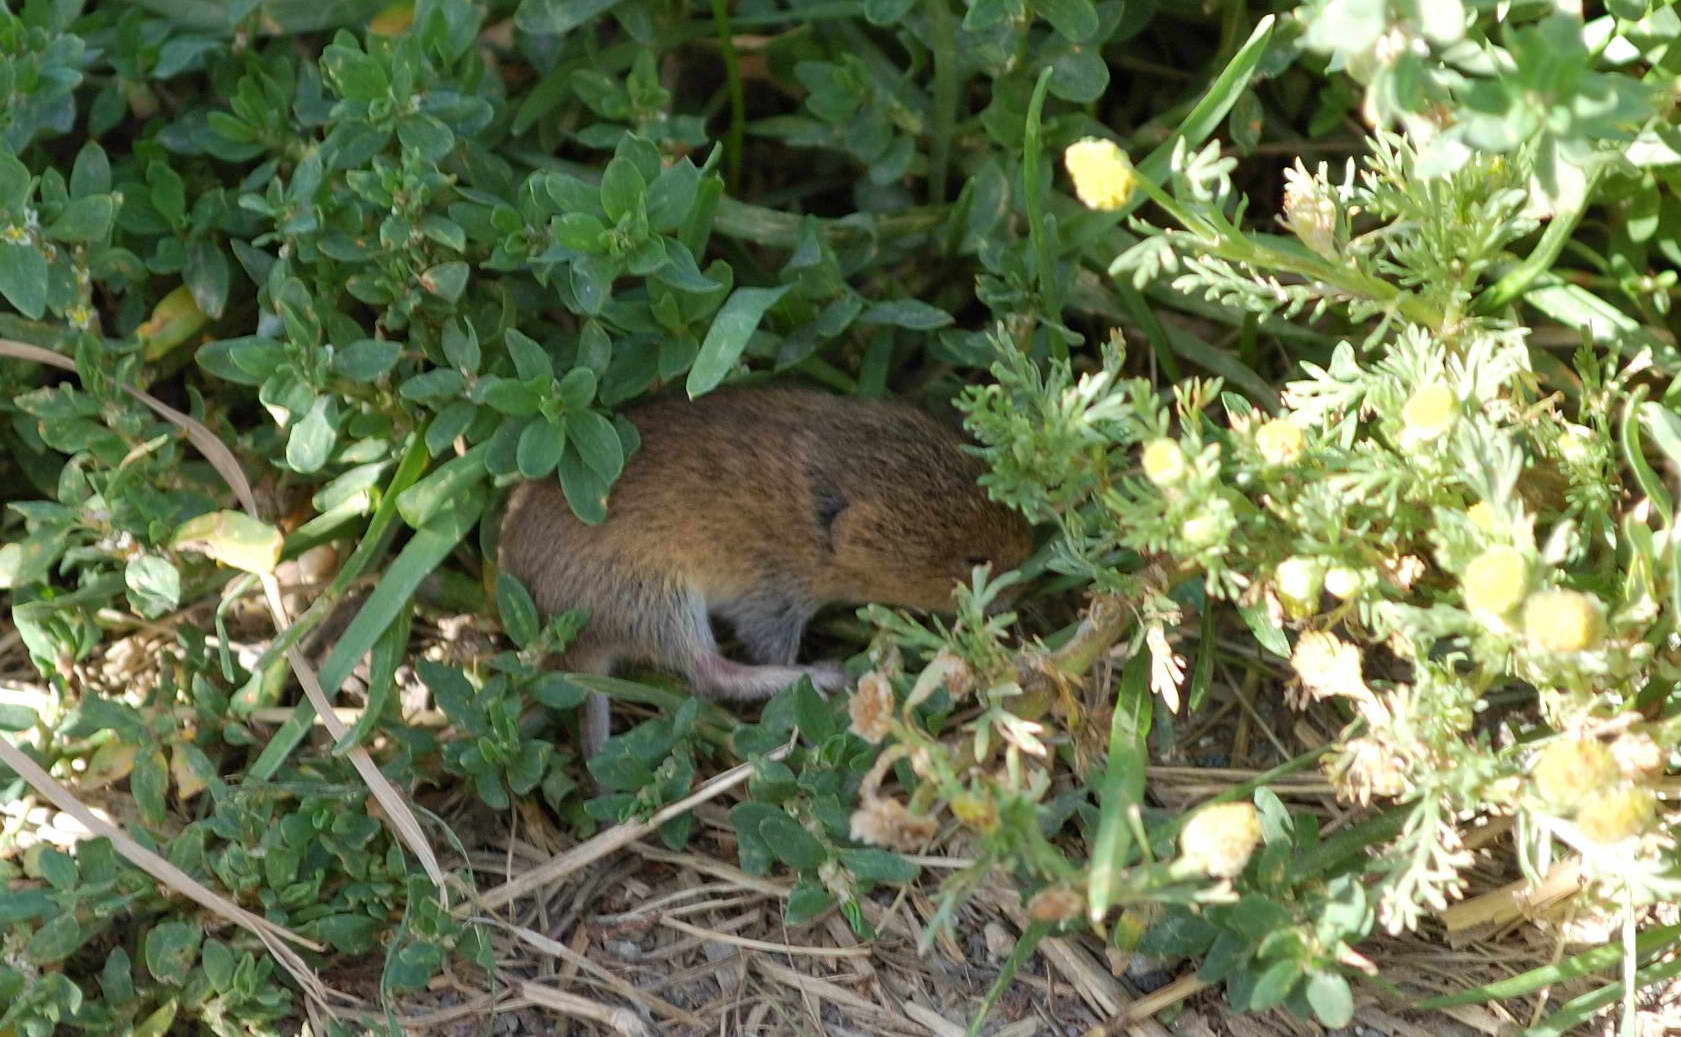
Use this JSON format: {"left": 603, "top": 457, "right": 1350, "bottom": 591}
{"left": 847, "top": 672, "right": 896, "bottom": 744}
{"left": 1063, "top": 137, "right": 1136, "bottom": 211}
{"left": 1400, "top": 382, "right": 1457, "bottom": 445}
{"left": 1255, "top": 419, "right": 1305, "bottom": 466}
{"left": 1523, "top": 588, "right": 1603, "bottom": 653}
{"left": 1531, "top": 738, "right": 1618, "bottom": 809}
{"left": 1179, "top": 802, "right": 1261, "bottom": 879}
{"left": 1461, "top": 546, "right": 1527, "bottom": 615}
{"left": 1575, "top": 786, "right": 1655, "bottom": 844}
{"left": 1141, "top": 438, "right": 1187, "bottom": 487}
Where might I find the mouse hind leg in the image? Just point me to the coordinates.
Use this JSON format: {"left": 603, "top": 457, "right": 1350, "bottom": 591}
{"left": 710, "top": 594, "right": 847, "bottom": 696}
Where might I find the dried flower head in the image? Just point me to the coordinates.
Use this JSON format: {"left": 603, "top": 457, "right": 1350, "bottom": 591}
{"left": 1331, "top": 736, "right": 1409, "bottom": 804}
{"left": 1282, "top": 161, "right": 1340, "bottom": 260}
{"left": 849, "top": 797, "right": 937, "bottom": 851}
{"left": 1575, "top": 785, "right": 1656, "bottom": 845}
{"left": 1399, "top": 382, "right": 1457, "bottom": 446}
{"left": 1610, "top": 732, "right": 1665, "bottom": 782}
{"left": 1179, "top": 802, "right": 1262, "bottom": 879}
{"left": 1461, "top": 546, "right": 1528, "bottom": 616}
{"left": 1531, "top": 737, "right": 1619, "bottom": 809}
{"left": 1026, "top": 885, "right": 1086, "bottom": 924}
{"left": 1063, "top": 137, "right": 1137, "bottom": 211}
{"left": 848, "top": 672, "right": 896, "bottom": 744}
{"left": 1141, "top": 438, "right": 1188, "bottom": 487}
{"left": 1255, "top": 418, "right": 1306, "bottom": 466}
{"left": 1291, "top": 630, "right": 1367, "bottom": 700}
{"left": 1523, "top": 588, "right": 1603, "bottom": 653}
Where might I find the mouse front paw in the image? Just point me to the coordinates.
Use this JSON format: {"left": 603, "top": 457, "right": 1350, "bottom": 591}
{"left": 806, "top": 662, "right": 849, "bottom": 695}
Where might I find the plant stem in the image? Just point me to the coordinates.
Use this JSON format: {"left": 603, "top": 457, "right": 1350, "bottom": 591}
{"left": 708, "top": 0, "right": 746, "bottom": 195}
{"left": 924, "top": 0, "right": 960, "bottom": 206}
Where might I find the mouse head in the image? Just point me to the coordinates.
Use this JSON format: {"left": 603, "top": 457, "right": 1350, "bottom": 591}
{"left": 819, "top": 425, "right": 1034, "bottom": 612}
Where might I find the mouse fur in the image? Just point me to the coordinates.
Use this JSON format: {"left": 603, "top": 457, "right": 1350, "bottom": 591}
{"left": 498, "top": 385, "right": 1033, "bottom": 756}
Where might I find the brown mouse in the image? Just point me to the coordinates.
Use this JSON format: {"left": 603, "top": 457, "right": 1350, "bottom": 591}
{"left": 498, "top": 385, "right": 1034, "bottom": 757}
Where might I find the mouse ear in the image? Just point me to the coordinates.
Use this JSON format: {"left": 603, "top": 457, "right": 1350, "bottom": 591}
{"left": 812, "top": 484, "right": 848, "bottom": 543}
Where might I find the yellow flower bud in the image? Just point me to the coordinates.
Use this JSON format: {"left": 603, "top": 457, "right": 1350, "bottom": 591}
{"left": 1141, "top": 438, "right": 1188, "bottom": 487}
{"left": 1523, "top": 588, "right": 1603, "bottom": 653}
{"left": 1400, "top": 383, "right": 1457, "bottom": 445}
{"left": 1179, "top": 802, "right": 1261, "bottom": 879}
{"left": 1532, "top": 738, "right": 1618, "bottom": 809}
{"left": 1063, "top": 137, "right": 1137, "bottom": 211}
{"left": 1575, "top": 785, "right": 1655, "bottom": 844}
{"left": 368, "top": 1, "right": 415, "bottom": 34}
{"left": 1275, "top": 556, "right": 1322, "bottom": 611}
{"left": 1323, "top": 566, "right": 1362, "bottom": 600}
{"left": 1462, "top": 546, "right": 1527, "bottom": 615}
{"left": 1467, "top": 502, "right": 1499, "bottom": 534}
{"left": 1181, "top": 511, "right": 1224, "bottom": 548}
{"left": 1255, "top": 419, "right": 1305, "bottom": 466}
{"left": 949, "top": 792, "right": 998, "bottom": 834}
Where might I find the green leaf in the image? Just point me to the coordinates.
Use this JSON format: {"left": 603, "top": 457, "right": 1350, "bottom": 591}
{"left": 515, "top": 0, "right": 627, "bottom": 35}
{"left": 286, "top": 396, "right": 336, "bottom": 473}
{"left": 1033, "top": 0, "right": 1099, "bottom": 40}
{"left": 26, "top": 913, "right": 85, "bottom": 964}
{"left": 46, "top": 193, "right": 114, "bottom": 243}
{"left": 335, "top": 339, "right": 401, "bottom": 380}
{"left": 186, "top": 238, "right": 230, "bottom": 318}
{"left": 516, "top": 418, "right": 565, "bottom": 478}
{"left": 686, "top": 285, "right": 790, "bottom": 398}
{"left": 497, "top": 570, "right": 540, "bottom": 648}
{"left": 785, "top": 878, "right": 835, "bottom": 924}
{"left": 599, "top": 154, "right": 647, "bottom": 223}
{"left": 557, "top": 366, "right": 598, "bottom": 410}
{"left": 1304, "top": 969, "right": 1354, "bottom": 1026}
{"left": 557, "top": 442, "right": 610, "bottom": 524}
{"left": 857, "top": 298, "right": 953, "bottom": 329}
{"left": 144, "top": 921, "right": 203, "bottom": 984}
{"left": 1088, "top": 651, "right": 1152, "bottom": 917}
{"left": 397, "top": 445, "right": 488, "bottom": 528}
{"left": 0, "top": 151, "right": 29, "bottom": 207}
{"left": 505, "top": 329, "right": 553, "bottom": 380}
{"left": 1249, "top": 958, "right": 1302, "bottom": 1011}
{"left": 421, "top": 261, "right": 469, "bottom": 301}
{"left": 759, "top": 813, "right": 826, "bottom": 869}
{"left": 531, "top": 673, "right": 588, "bottom": 710}
{"left": 125, "top": 555, "right": 181, "bottom": 618}
{"left": 567, "top": 409, "right": 624, "bottom": 482}
{"left": 0, "top": 241, "right": 48, "bottom": 318}
{"left": 398, "top": 114, "right": 454, "bottom": 161}
{"left": 837, "top": 847, "right": 919, "bottom": 883}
